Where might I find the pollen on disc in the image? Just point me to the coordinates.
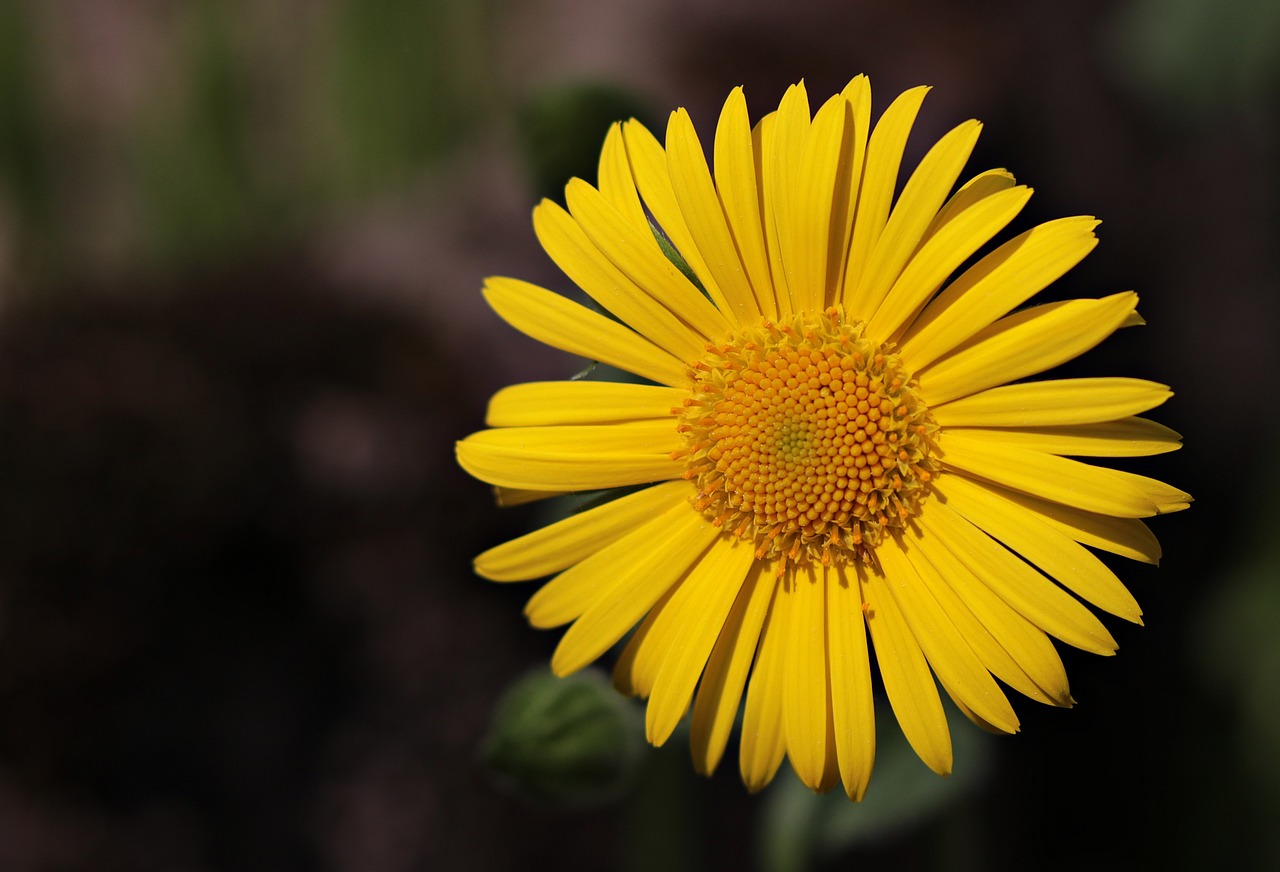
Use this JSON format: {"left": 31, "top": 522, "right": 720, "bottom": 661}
{"left": 677, "top": 307, "right": 939, "bottom": 569}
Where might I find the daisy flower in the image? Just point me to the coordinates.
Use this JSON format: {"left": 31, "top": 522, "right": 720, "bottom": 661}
{"left": 457, "top": 77, "right": 1189, "bottom": 799}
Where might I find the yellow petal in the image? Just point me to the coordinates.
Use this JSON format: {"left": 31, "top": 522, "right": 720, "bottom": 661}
{"left": 936, "top": 475, "right": 1142, "bottom": 622}
{"left": 943, "top": 417, "right": 1182, "bottom": 458}
{"left": 524, "top": 500, "right": 702, "bottom": 629}
{"left": 868, "top": 183, "right": 1031, "bottom": 343}
{"left": 564, "top": 178, "right": 730, "bottom": 342}
{"left": 713, "top": 87, "right": 777, "bottom": 320}
{"left": 825, "top": 563, "right": 875, "bottom": 800}
{"left": 932, "top": 377, "right": 1174, "bottom": 427}
{"left": 1107, "top": 469, "right": 1191, "bottom": 514}
{"left": 918, "top": 169, "right": 1017, "bottom": 247}
{"left": 494, "top": 486, "right": 563, "bottom": 506}
{"left": 863, "top": 565, "right": 953, "bottom": 775}
{"left": 851, "top": 119, "right": 984, "bottom": 319}
{"left": 665, "top": 108, "right": 762, "bottom": 323}
{"left": 938, "top": 430, "right": 1159, "bottom": 518}
{"left": 621, "top": 119, "right": 730, "bottom": 306}
{"left": 597, "top": 122, "right": 650, "bottom": 230}
{"left": 917, "top": 292, "right": 1140, "bottom": 406}
{"left": 829, "top": 75, "right": 872, "bottom": 304}
{"left": 782, "top": 564, "right": 836, "bottom": 791}
{"left": 534, "top": 197, "right": 707, "bottom": 361}
{"left": 550, "top": 510, "right": 720, "bottom": 676}
{"left": 907, "top": 517, "right": 1072, "bottom": 706}
{"left": 949, "top": 476, "right": 1162, "bottom": 565}
{"left": 646, "top": 538, "right": 757, "bottom": 745}
{"left": 756, "top": 112, "right": 794, "bottom": 317}
{"left": 877, "top": 541, "right": 1020, "bottom": 734}
{"left": 486, "top": 381, "right": 687, "bottom": 427}
{"left": 690, "top": 561, "right": 776, "bottom": 775}
{"left": 475, "top": 480, "right": 692, "bottom": 582}
{"left": 456, "top": 420, "right": 682, "bottom": 492}
{"left": 767, "top": 83, "right": 812, "bottom": 317}
{"left": 918, "top": 501, "right": 1117, "bottom": 655}
{"left": 740, "top": 585, "right": 788, "bottom": 792}
{"left": 612, "top": 584, "right": 678, "bottom": 697}
{"left": 899, "top": 216, "right": 1100, "bottom": 371}
{"left": 784, "top": 92, "right": 848, "bottom": 315}
{"left": 898, "top": 531, "right": 1062, "bottom": 705}
{"left": 843, "top": 85, "right": 931, "bottom": 305}
{"left": 483, "top": 276, "right": 688, "bottom": 387}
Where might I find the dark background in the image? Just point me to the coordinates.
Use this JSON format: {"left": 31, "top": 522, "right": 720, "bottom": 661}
{"left": 0, "top": 0, "right": 1274, "bottom": 869}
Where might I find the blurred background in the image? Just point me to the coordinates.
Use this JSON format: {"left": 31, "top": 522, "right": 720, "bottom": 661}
{"left": 0, "top": 0, "right": 1275, "bottom": 869}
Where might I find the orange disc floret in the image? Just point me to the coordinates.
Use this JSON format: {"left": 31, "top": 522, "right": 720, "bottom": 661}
{"left": 680, "top": 307, "right": 938, "bottom": 570}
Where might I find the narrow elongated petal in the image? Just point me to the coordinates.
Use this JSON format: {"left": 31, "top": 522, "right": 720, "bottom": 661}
{"left": 936, "top": 475, "right": 1143, "bottom": 622}
{"left": 486, "top": 381, "right": 687, "bottom": 427}
{"left": 843, "top": 86, "right": 930, "bottom": 301}
{"left": 784, "top": 93, "right": 848, "bottom": 314}
{"left": 852, "top": 119, "right": 983, "bottom": 319}
{"left": 826, "top": 564, "right": 875, "bottom": 799}
{"left": 877, "top": 542, "right": 1020, "bottom": 733}
{"left": 494, "top": 487, "right": 564, "bottom": 507}
{"left": 919, "top": 501, "right": 1118, "bottom": 654}
{"left": 907, "top": 522, "right": 1073, "bottom": 706}
{"left": 900, "top": 216, "right": 1101, "bottom": 370}
{"left": 938, "top": 431, "right": 1159, "bottom": 518}
{"left": 900, "top": 533, "right": 1068, "bottom": 706}
{"left": 782, "top": 564, "right": 836, "bottom": 791}
{"left": 612, "top": 585, "right": 679, "bottom": 696}
{"left": 917, "top": 292, "right": 1140, "bottom": 406}
{"left": 753, "top": 113, "right": 792, "bottom": 317}
{"left": 932, "top": 377, "right": 1174, "bottom": 427}
{"left": 829, "top": 76, "right": 872, "bottom": 304}
{"left": 919, "top": 169, "right": 1017, "bottom": 246}
{"left": 666, "top": 109, "right": 761, "bottom": 323}
{"left": 524, "top": 501, "right": 702, "bottom": 629}
{"left": 597, "top": 122, "right": 650, "bottom": 229}
{"left": 740, "top": 589, "right": 789, "bottom": 791}
{"left": 714, "top": 87, "right": 778, "bottom": 320}
{"left": 622, "top": 119, "right": 731, "bottom": 314}
{"left": 456, "top": 420, "right": 682, "bottom": 492}
{"left": 550, "top": 510, "right": 720, "bottom": 675}
{"left": 475, "top": 480, "right": 692, "bottom": 582}
{"left": 565, "top": 178, "right": 732, "bottom": 341}
{"left": 691, "top": 562, "right": 776, "bottom": 775}
{"left": 943, "top": 418, "right": 1181, "bottom": 457}
{"left": 863, "top": 566, "right": 952, "bottom": 775}
{"left": 868, "top": 183, "right": 1031, "bottom": 342}
{"left": 766, "top": 84, "right": 812, "bottom": 316}
{"left": 535, "top": 198, "right": 707, "bottom": 361}
{"left": 950, "top": 477, "right": 1164, "bottom": 565}
{"left": 646, "top": 538, "right": 757, "bottom": 745}
{"left": 483, "top": 277, "right": 688, "bottom": 386}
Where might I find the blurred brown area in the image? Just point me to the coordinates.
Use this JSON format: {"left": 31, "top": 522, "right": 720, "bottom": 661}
{"left": 0, "top": 0, "right": 1274, "bottom": 870}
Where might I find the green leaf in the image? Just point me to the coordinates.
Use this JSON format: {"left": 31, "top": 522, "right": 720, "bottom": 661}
{"left": 759, "top": 702, "right": 994, "bottom": 872}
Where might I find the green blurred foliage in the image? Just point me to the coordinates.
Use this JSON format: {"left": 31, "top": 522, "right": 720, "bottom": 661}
{"left": 0, "top": 0, "right": 56, "bottom": 281}
{"left": 1199, "top": 482, "right": 1280, "bottom": 868}
{"left": 1107, "top": 0, "right": 1280, "bottom": 116}
{"left": 0, "top": 0, "right": 506, "bottom": 285}
{"left": 759, "top": 703, "right": 993, "bottom": 872}
{"left": 517, "top": 83, "right": 658, "bottom": 202}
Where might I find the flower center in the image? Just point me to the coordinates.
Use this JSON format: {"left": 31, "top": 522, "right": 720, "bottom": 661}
{"left": 676, "top": 307, "right": 938, "bottom": 571}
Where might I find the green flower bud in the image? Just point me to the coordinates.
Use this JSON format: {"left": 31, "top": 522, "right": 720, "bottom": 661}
{"left": 480, "top": 668, "right": 644, "bottom": 810}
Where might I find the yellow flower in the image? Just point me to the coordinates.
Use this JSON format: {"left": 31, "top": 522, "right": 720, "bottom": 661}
{"left": 457, "top": 77, "right": 1189, "bottom": 800}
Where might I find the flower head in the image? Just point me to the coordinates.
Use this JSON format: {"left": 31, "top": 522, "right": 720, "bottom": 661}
{"left": 457, "top": 77, "right": 1189, "bottom": 799}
